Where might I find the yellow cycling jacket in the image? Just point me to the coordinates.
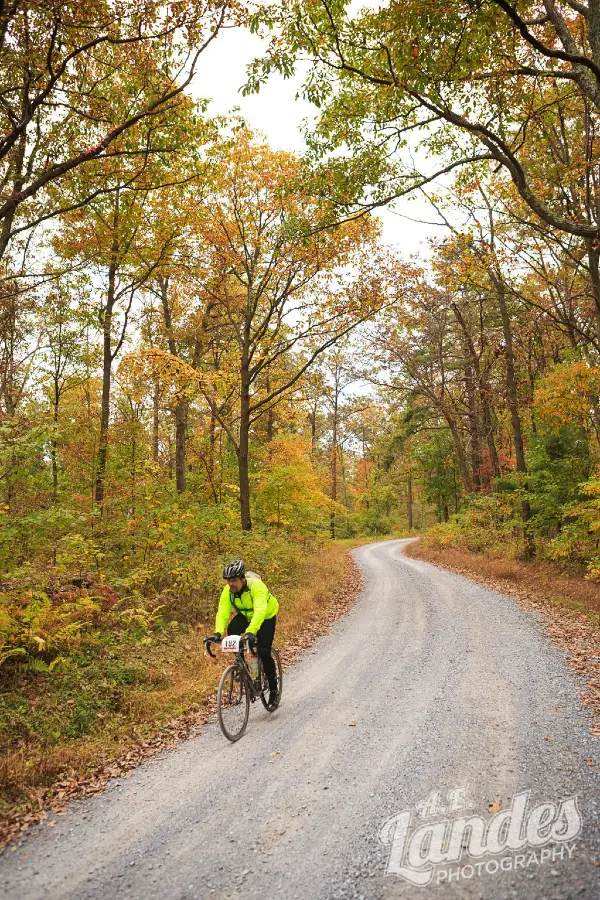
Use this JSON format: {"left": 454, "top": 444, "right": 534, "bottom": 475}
{"left": 215, "top": 573, "right": 278, "bottom": 636}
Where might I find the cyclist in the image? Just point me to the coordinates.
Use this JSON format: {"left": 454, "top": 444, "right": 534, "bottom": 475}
{"left": 206, "top": 560, "right": 280, "bottom": 709}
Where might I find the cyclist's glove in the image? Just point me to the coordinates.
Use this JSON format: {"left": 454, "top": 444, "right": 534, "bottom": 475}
{"left": 245, "top": 632, "right": 257, "bottom": 651}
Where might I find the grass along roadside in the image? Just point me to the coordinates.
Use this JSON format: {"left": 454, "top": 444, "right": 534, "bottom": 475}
{"left": 405, "top": 539, "right": 600, "bottom": 741}
{"left": 1, "top": 540, "right": 364, "bottom": 849}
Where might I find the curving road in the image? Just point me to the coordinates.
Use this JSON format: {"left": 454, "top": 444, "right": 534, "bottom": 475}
{"left": 2, "top": 539, "right": 600, "bottom": 900}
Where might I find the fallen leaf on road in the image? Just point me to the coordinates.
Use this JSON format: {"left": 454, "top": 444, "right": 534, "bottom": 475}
{"left": 488, "top": 801, "right": 501, "bottom": 814}
{"left": 348, "top": 722, "right": 356, "bottom": 727}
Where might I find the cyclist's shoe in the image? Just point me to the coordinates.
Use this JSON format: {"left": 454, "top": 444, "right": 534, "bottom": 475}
{"left": 267, "top": 686, "right": 280, "bottom": 711}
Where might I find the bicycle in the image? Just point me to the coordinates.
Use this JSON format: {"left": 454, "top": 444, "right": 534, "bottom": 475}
{"left": 204, "top": 634, "right": 283, "bottom": 742}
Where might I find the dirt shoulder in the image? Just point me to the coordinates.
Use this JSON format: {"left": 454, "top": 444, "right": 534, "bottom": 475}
{"left": 1, "top": 541, "right": 364, "bottom": 850}
{"left": 405, "top": 539, "right": 600, "bottom": 740}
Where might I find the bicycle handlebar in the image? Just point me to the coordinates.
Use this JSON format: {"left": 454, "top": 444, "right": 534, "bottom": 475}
{"left": 203, "top": 637, "right": 217, "bottom": 658}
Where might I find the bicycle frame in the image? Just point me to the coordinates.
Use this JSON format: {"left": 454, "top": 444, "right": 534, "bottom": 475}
{"left": 232, "top": 648, "right": 262, "bottom": 702}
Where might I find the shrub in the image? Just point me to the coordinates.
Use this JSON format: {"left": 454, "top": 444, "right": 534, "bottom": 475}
{"left": 426, "top": 494, "right": 523, "bottom": 556}
{"left": 547, "top": 476, "right": 600, "bottom": 578}
{"left": 0, "top": 587, "right": 101, "bottom": 672}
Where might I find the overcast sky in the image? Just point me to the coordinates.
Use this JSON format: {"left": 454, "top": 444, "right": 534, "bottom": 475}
{"left": 191, "top": 26, "right": 442, "bottom": 260}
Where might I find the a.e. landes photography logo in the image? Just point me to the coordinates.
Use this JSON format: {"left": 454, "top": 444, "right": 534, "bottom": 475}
{"left": 379, "top": 786, "right": 582, "bottom": 887}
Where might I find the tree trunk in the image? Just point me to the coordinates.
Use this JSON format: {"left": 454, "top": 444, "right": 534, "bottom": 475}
{"left": 174, "top": 400, "right": 187, "bottom": 493}
{"left": 130, "top": 414, "right": 137, "bottom": 517}
{"left": 266, "top": 376, "right": 274, "bottom": 441}
{"left": 51, "top": 376, "right": 59, "bottom": 499}
{"left": 330, "top": 387, "right": 339, "bottom": 539}
{"left": 481, "top": 385, "right": 501, "bottom": 481}
{"left": 464, "top": 356, "right": 482, "bottom": 492}
{"left": 491, "top": 270, "right": 534, "bottom": 557}
{"left": 152, "top": 379, "right": 160, "bottom": 462}
{"left": 407, "top": 473, "right": 413, "bottom": 530}
{"left": 445, "top": 412, "right": 473, "bottom": 493}
{"left": 204, "top": 412, "right": 220, "bottom": 503}
{"left": 94, "top": 242, "right": 118, "bottom": 508}
{"left": 451, "top": 300, "right": 499, "bottom": 484}
{"left": 340, "top": 443, "right": 349, "bottom": 512}
{"left": 218, "top": 429, "right": 224, "bottom": 504}
{"left": 238, "top": 355, "right": 252, "bottom": 531}
{"left": 159, "top": 276, "right": 187, "bottom": 493}
{"left": 450, "top": 311, "right": 481, "bottom": 490}
{"left": 526, "top": 339, "right": 538, "bottom": 436}
{"left": 0, "top": 119, "right": 26, "bottom": 263}
{"left": 309, "top": 402, "right": 317, "bottom": 455}
{"left": 362, "top": 426, "right": 370, "bottom": 499}
{"left": 1, "top": 288, "right": 17, "bottom": 509}
{"left": 586, "top": 238, "right": 600, "bottom": 348}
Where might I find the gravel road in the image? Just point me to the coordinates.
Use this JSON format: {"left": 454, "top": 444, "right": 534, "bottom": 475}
{"left": 2, "top": 539, "right": 599, "bottom": 900}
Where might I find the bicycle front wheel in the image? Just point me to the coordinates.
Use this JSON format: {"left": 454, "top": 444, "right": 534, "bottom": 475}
{"left": 217, "top": 663, "right": 249, "bottom": 742}
{"left": 259, "top": 648, "right": 283, "bottom": 711}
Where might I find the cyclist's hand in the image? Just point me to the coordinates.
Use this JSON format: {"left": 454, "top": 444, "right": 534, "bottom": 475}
{"left": 243, "top": 632, "right": 257, "bottom": 651}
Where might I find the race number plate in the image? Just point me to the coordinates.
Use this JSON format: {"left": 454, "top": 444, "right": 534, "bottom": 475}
{"left": 221, "top": 635, "right": 241, "bottom": 653}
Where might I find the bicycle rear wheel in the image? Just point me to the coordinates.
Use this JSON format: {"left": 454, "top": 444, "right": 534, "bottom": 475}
{"left": 259, "top": 648, "right": 283, "bottom": 711}
{"left": 217, "top": 663, "right": 249, "bottom": 741}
